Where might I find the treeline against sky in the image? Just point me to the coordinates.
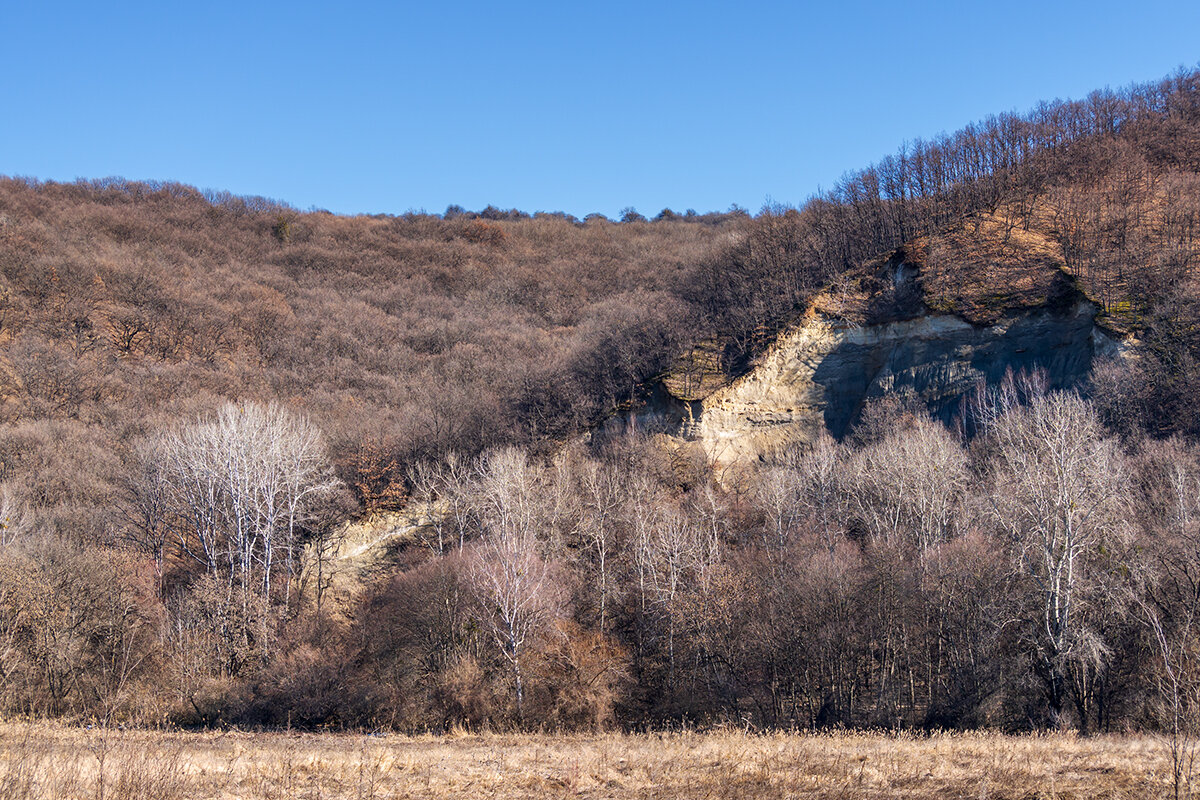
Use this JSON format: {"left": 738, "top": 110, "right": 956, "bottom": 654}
{"left": 0, "top": 180, "right": 745, "bottom": 532}
{"left": 696, "top": 68, "right": 1200, "bottom": 362}
{"left": 1, "top": 68, "right": 1200, "bottom": 731}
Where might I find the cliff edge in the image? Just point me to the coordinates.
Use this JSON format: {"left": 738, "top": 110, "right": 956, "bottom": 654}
{"left": 639, "top": 216, "right": 1127, "bottom": 466}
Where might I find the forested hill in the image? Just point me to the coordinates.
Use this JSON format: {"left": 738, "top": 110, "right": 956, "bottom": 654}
{"left": 0, "top": 187, "right": 747, "bottom": 526}
{"left": 2, "top": 68, "right": 1199, "bottom": 524}
{"left": 1, "top": 67, "right": 1200, "bottom": 732}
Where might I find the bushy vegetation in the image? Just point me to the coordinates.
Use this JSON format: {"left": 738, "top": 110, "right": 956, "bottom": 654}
{"left": 4, "top": 67, "right": 1200, "bottom": 744}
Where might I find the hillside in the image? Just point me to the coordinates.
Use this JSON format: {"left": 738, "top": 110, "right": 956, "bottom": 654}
{"left": 0, "top": 184, "right": 747, "bottom": 534}
{"left": 4, "top": 68, "right": 1200, "bottom": 737}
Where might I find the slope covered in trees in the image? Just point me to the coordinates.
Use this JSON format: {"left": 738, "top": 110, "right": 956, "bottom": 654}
{"left": 0, "top": 185, "right": 746, "bottom": 531}
{"left": 2, "top": 67, "right": 1200, "bottom": 734}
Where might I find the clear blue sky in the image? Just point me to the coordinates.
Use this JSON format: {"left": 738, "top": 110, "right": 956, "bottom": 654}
{"left": 2, "top": 1, "right": 1198, "bottom": 218}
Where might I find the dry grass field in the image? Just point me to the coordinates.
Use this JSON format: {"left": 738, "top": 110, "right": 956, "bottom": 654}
{"left": 0, "top": 722, "right": 1174, "bottom": 799}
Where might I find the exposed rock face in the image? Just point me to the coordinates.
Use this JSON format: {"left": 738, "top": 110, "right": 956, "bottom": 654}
{"left": 641, "top": 297, "right": 1117, "bottom": 466}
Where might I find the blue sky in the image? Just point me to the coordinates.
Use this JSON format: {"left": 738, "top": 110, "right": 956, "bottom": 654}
{"left": 2, "top": 1, "right": 1198, "bottom": 217}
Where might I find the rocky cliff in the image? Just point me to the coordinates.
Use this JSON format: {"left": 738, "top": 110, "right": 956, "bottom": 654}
{"left": 636, "top": 220, "right": 1127, "bottom": 466}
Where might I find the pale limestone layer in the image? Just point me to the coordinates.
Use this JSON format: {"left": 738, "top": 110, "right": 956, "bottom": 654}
{"left": 652, "top": 299, "right": 1107, "bottom": 466}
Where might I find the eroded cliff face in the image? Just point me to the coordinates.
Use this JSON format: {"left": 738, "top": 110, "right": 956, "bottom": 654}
{"left": 641, "top": 297, "right": 1119, "bottom": 466}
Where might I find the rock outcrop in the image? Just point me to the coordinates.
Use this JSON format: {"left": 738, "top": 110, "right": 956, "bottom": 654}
{"left": 642, "top": 298, "right": 1116, "bottom": 466}
{"left": 634, "top": 221, "right": 1127, "bottom": 466}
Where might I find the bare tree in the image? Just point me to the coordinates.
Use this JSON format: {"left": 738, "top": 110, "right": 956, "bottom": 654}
{"left": 754, "top": 466, "right": 805, "bottom": 558}
{"left": 0, "top": 483, "right": 31, "bottom": 547}
{"left": 776, "top": 430, "right": 846, "bottom": 553}
{"left": 1143, "top": 591, "right": 1200, "bottom": 800}
{"left": 573, "top": 456, "right": 623, "bottom": 633}
{"left": 144, "top": 402, "right": 343, "bottom": 679}
{"left": 467, "top": 448, "right": 564, "bottom": 723}
{"left": 1134, "top": 438, "right": 1200, "bottom": 799}
{"left": 119, "top": 442, "right": 173, "bottom": 594}
{"left": 441, "top": 452, "right": 478, "bottom": 553}
{"left": 408, "top": 460, "right": 449, "bottom": 555}
{"left": 152, "top": 401, "right": 341, "bottom": 601}
{"left": 0, "top": 549, "right": 31, "bottom": 705}
{"left": 634, "top": 502, "right": 717, "bottom": 689}
{"left": 406, "top": 452, "right": 481, "bottom": 556}
{"left": 843, "top": 414, "right": 968, "bottom": 552}
{"left": 984, "top": 391, "right": 1129, "bottom": 730}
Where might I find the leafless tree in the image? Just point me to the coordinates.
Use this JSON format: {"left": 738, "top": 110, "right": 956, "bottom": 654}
{"left": 1143, "top": 591, "right": 1200, "bottom": 800}
{"left": 152, "top": 401, "right": 342, "bottom": 604}
{"left": 0, "top": 549, "right": 31, "bottom": 705}
{"left": 634, "top": 499, "right": 718, "bottom": 688}
{"left": 573, "top": 456, "right": 623, "bottom": 632}
{"left": 0, "top": 483, "right": 31, "bottom": 547}
{"left": 984, "top": 391, "right": 1129, "bottom": 729}
{"left": 119, "top": 442, "right": 173, "bottom": 594}
{"left": 467, "top": 447, "right": 565, "bottom": 723}
{"left": 775, "top": 431, "right": 847, "bottom": 553}
{"left": 1134, "top": 438, "right": 1200, "bottom": 799}
{"left": 843, "top": 415, "right": 969, "bottom": 552}
{"left": 143, "top": 402, "right": 343, "bottom": 683}
{"left": 754, "top": 466, "right": 805, "bottom": 558}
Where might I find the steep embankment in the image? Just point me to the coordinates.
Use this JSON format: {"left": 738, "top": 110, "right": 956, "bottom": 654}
{"left": 643, "top": 217, "right": 1128, "bottom": 465}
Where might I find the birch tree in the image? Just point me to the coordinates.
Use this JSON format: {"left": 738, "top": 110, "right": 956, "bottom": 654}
{"left": 146, "top": 402, "right": 342, "bottom": 674}
{"left": 1133, "top": 438, "right": 1200, "bottom": 799}
{"left": 575, "top": 457, "right": 623, "bottom": 632}
{"left": 843, "top": 414, "right": 968, "bottom": 552}
{"left": 153, "top": 401, "right": 340, "bottom": 598}
{"left": 985, "top": 391, "right": 1128, "bottom": 729}
{"left": 467, "top": 447, "right": 564, "bottom": 723}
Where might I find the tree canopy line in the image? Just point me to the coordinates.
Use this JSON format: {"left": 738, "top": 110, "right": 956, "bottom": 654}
{"left": 2, "top": 66, "right": 1200, "bottom": 732}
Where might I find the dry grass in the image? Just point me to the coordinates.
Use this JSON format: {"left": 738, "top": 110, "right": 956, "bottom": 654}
{"left": 0, "top": 722, "right": 1175, "bottom": 799}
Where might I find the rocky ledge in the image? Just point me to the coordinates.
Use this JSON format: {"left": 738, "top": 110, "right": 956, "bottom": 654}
{"left": 633, "top": 220, "right": 1128, "bottom": 466}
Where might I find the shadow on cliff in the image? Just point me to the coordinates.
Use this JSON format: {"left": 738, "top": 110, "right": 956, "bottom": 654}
{"left": 814, "top": 291, "right": 1102, "bottom": 439}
